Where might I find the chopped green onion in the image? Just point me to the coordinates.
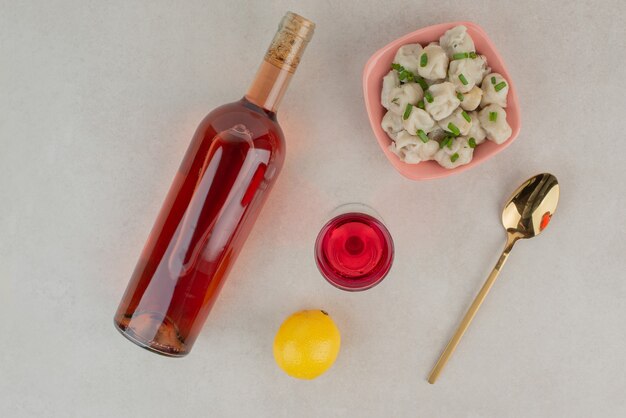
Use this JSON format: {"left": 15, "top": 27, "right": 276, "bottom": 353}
{"left": 403, "top": 103, "right": 413, "bottom": 120}
{"left": 391, "top": 97, "right": 399, "bottom": 104}
{"left": 417, "top": 129, "right": 429, "bottom": 143}
{"left": 447, "top": 122, "right": 461, "bottom": 136}
{"left": 494, "top": 81, "right": 507, "bottom": 92}
{"left": 457, "top": 92, "right": 464, "bottom": 101}
{"left": 489, "top": 111, "right": 498, "bottom": 122}
{"left": 440, "top": 136, "right": 453, "bottom": 149}
{"left": 469, "top": 52, "right": 477, "bottom": 59}
{"left": 424, "top": 90, "right": 434, "bottom": 103}
{"left": 450, "top": 153, "right": 459, "bottom": 162}
{"left": 459, "top": 73, "right": 468, "bottom": 85}
{"left": 452, "top": 52, "right": 469, "bottom": 60}
{"left": 416, "top": 100, "right": 425, "bottom": 109}
{"left": 392, "top": 62, "right": 413, "bottom": 82}
{"left": 468, "top": 137, "right": 477, "bottom": 148}
{"left": 461, "top": 110, "right": 471, "bottom": 122}
{"left": 420, "top": 53, "right": 428, "bottom": 67}
{"left": 491, "top": 76, "right": 496, "bottom": 85}
{"left": 415, "top": 76, "right": 429, "bottom": 91}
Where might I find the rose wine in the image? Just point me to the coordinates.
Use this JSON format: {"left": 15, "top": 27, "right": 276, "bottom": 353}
{"left": 114, "top": 12, "right": 315, "bottom": 356}
{"left": 315, "top": 212, "right": 394, "bottom": 291}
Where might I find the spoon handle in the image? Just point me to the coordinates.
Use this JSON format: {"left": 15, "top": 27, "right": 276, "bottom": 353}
{"left": 428, "top": 235, "right": 516, "bottom": 384}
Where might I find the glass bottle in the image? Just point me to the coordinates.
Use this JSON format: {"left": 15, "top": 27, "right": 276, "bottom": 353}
{"left": 114, "top": 12, "right": 315, "bottom": 357}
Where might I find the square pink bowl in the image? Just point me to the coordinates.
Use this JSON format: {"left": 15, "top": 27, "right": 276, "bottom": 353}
{"left": 363, "top": 21, "right": 521, "bottom": 180}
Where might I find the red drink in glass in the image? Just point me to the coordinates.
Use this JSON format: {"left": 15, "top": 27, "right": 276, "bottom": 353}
{"left": 315, "top": 212, "right": 394, "bottom": 291}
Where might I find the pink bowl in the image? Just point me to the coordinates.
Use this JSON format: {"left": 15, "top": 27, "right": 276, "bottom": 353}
{"left": 363, "top": 21, "right": 521, "bottom": 180}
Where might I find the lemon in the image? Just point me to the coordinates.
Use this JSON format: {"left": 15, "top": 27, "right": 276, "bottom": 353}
{"left": 273, "top": 310, "right": 341, "bottom": 379}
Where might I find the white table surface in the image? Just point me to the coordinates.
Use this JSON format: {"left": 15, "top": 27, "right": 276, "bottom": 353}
{"left": 2, "top": 1, "right": 625, "bottom": 417}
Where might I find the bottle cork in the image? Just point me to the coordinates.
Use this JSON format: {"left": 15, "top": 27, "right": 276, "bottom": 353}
{"left": 264, "top": 12, "right": 315, "bottom": 73}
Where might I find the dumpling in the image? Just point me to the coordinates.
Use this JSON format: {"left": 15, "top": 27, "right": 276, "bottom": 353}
{"left": 381, "top": 111, "right": 403, "bottom": 140}
{"left": 467, "top": 111, "right": 487, "bottom": 144}
{"left": 478, "top": 104, "right": 512, "bottom": 144}
{"left": 460, "top": 86, "right": 482, "bottom": 111}
{"left": 387, "top": 83, "right": 423, "bottom": 115}
{"left": 393, "top": 43, "right": 423, "bottom": 74}
{"left": 402, "top": 149, "right": 422, "bottom": 164}
{"left": 381, "top": 70, "right": 400, "bottom": 110}
{"left": 389, "top": 141, "right": 404, "bottom": 159}
{"left": 480, "top": 73, "right": 509, "bottom": 108}
{"left": 439, "top": 25, "right": 476, "bottom": 58}
{"left": 438, "top": 107, "right": 472, "bottom": 136}
{"left": 427, "top": 127, "right": 447, "bottom": 142}
{"left": 434, "top": 136, "right": 474, "bottom": 169}
{"left": 424, "top": 82, "right": 460, "bottom": 121}
{"left": 448, "top": 55, "right": 488, "bottom": 93}
{"left": 402, "top": 106, "right": 437, "bottom": 134}
{"left": 395, "top": 130, "right": 420, "bottom": 148}
{"left": 417, "top": 43, "right": 449, "bottom": 81}
{"left": 389, "top": 133, "right": 421, "bottom": 163}
{"left": 391, "top": 131, "right": 439, "bottom": 164}
{"left": 412, "top": 137, "right": 439, "bottom": 161}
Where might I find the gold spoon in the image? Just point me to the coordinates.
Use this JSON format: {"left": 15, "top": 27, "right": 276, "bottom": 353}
{"left": 428, "top": 173, "right": 560, "bottom": 384}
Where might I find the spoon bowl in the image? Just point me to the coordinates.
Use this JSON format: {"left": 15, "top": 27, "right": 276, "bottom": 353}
{"left": 502, "top": 173, "right": 559, "bottom": 240}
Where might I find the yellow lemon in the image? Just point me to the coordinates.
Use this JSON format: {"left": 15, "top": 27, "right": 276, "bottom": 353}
{"left": 273, "top": 310, "right": 341, "bottom": 379}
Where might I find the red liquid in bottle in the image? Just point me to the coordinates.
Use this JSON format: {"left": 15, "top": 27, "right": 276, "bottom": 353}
{"left": 114, "top": 100, "right": 284, "bottom": 356}
{"left": 315, "top": 213, "right": 394, "bottom": 291}
{"left": 114, "top": 13, "right": 314, "bottom": 356}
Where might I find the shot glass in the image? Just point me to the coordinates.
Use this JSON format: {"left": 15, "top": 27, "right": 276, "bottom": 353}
{"left": 314, "top": 203, "right": 394, "bottom": 291}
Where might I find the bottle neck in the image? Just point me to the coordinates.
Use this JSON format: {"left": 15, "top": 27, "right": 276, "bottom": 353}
{"left": 245, "top": 61, "right": 293, "bottom": 113}
{"left": 244, "top": 11, "right": 314, "bottom": 114}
